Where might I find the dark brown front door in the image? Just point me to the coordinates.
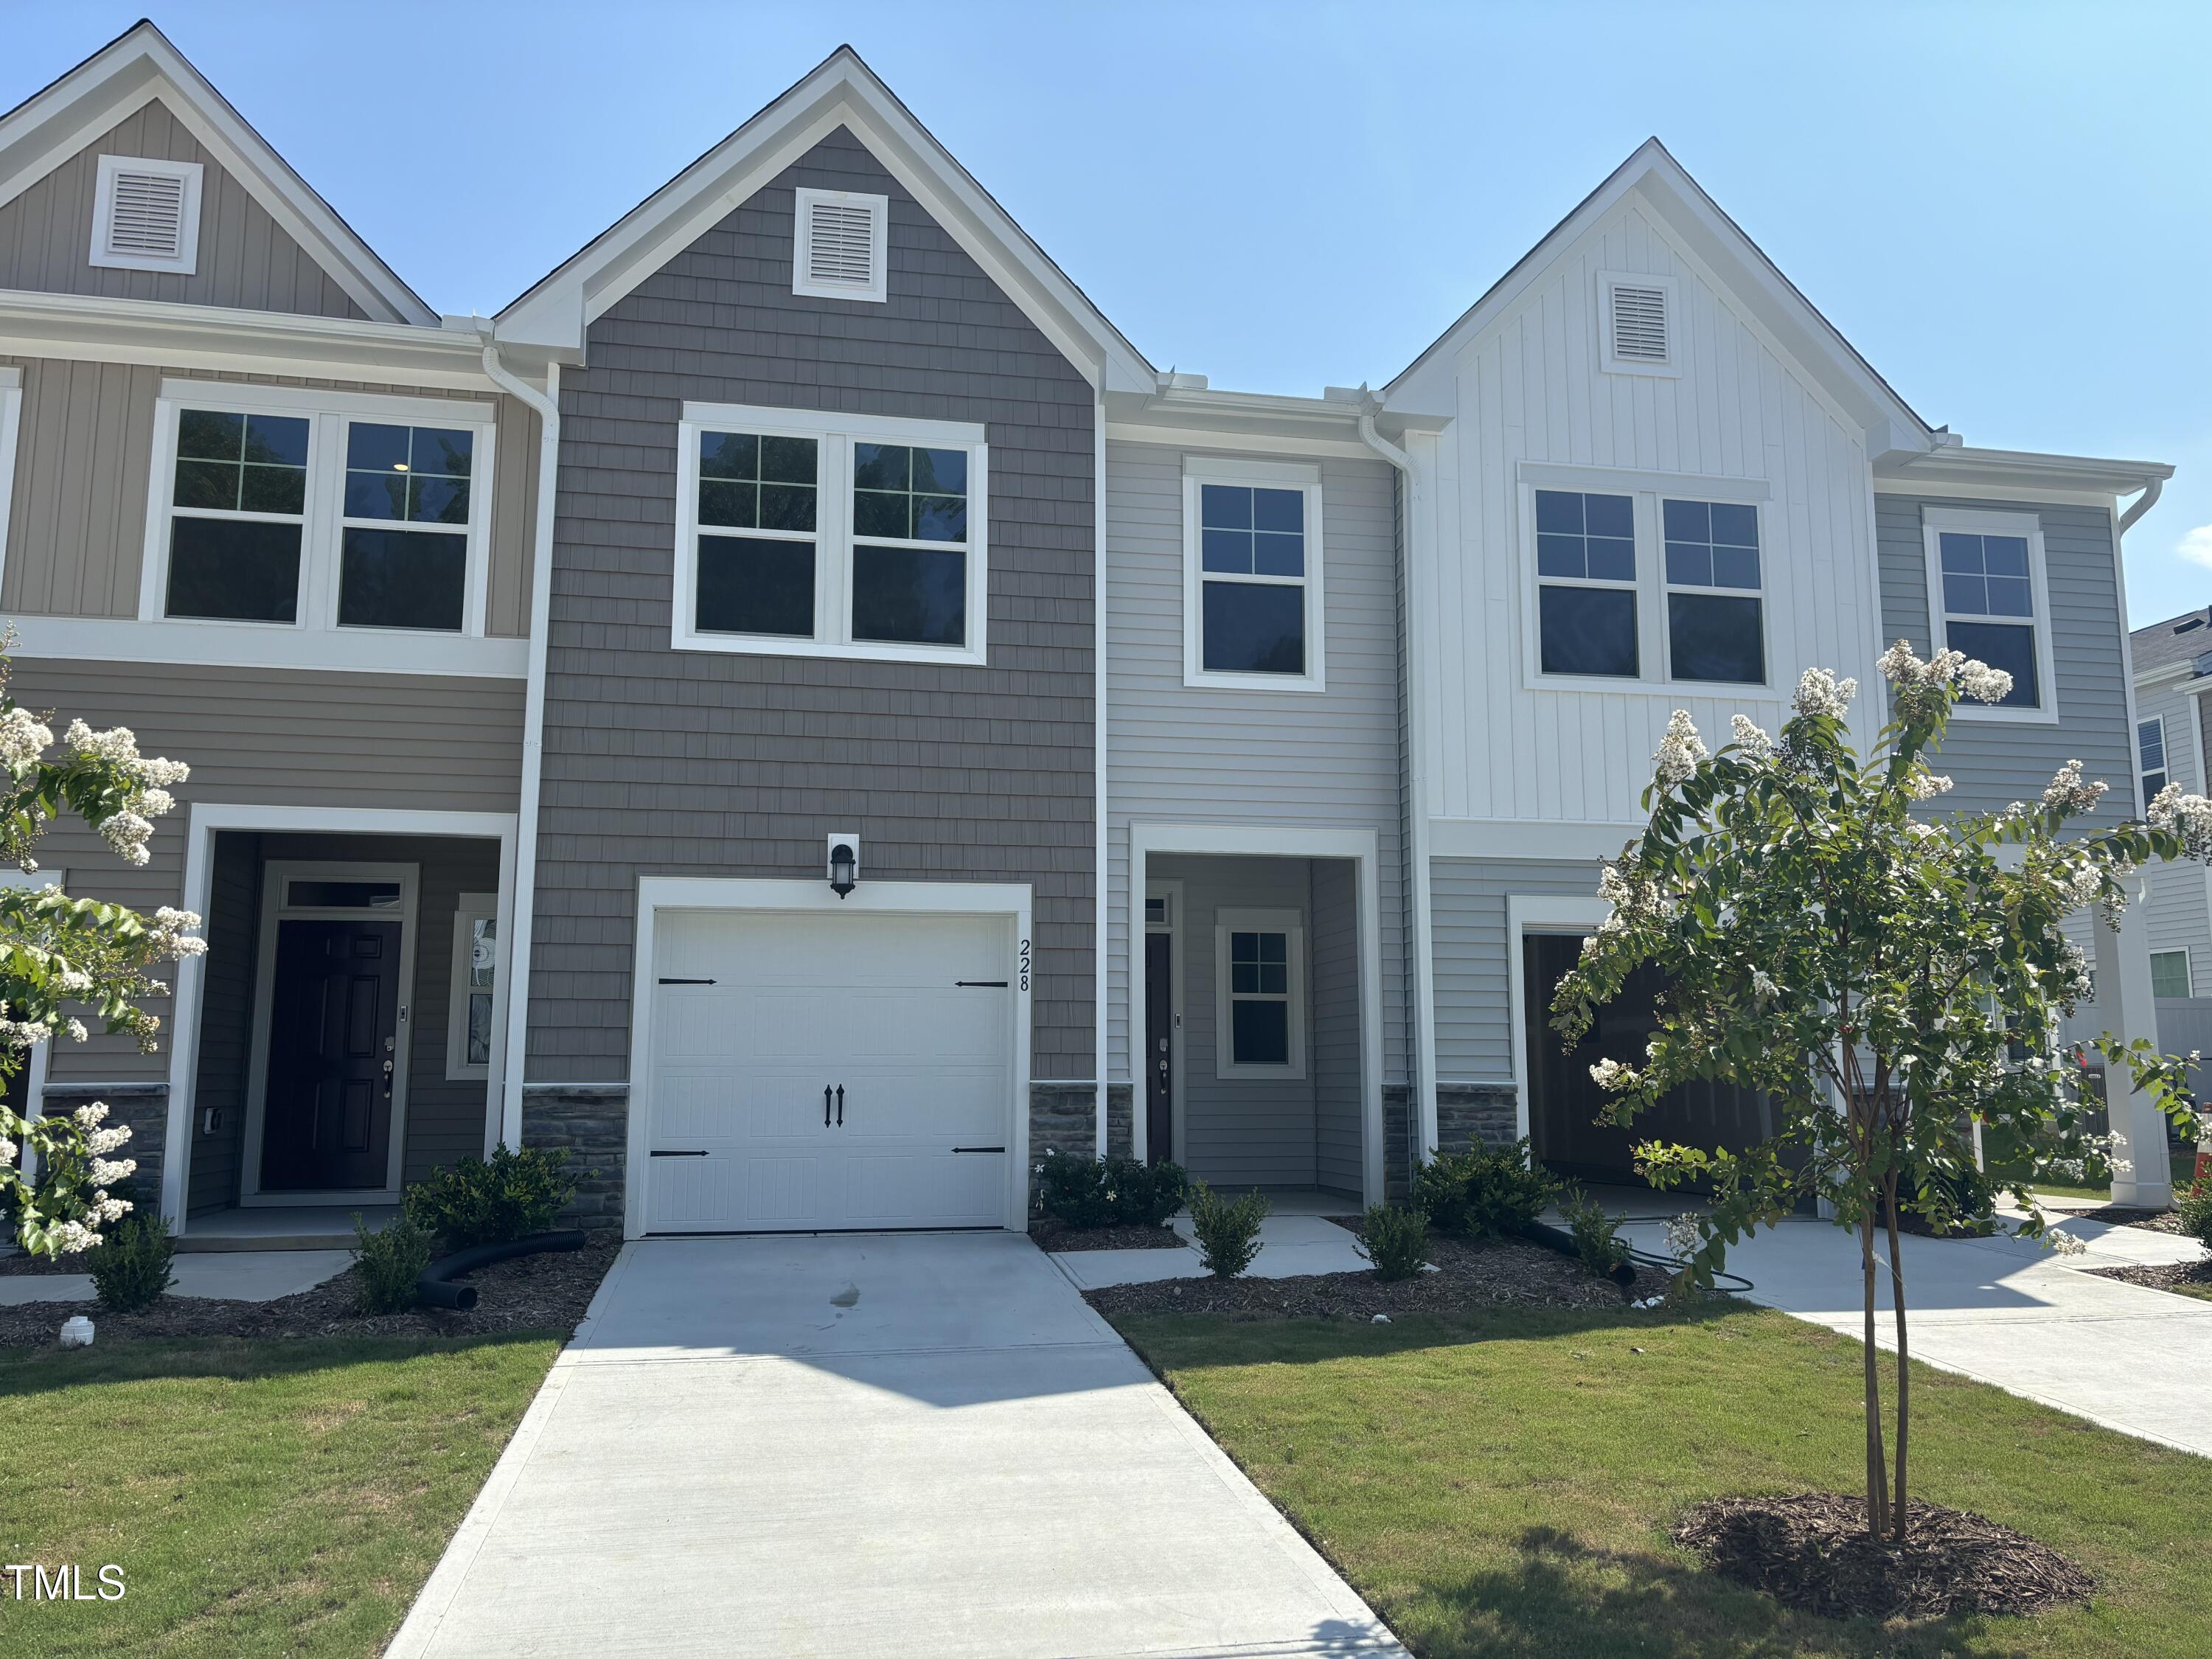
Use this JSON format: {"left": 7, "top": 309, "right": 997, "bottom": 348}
{"left": 1523, "top": 932, "right": 1770, "bottom": 1187}
{"left": 1145, "top": 931, "right": 1173, "bottom": 1164}
{"left": 260, "top": 918, "right": 402, "bottom": 1192}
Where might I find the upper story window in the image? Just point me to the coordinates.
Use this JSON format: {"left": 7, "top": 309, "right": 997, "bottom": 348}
{"left": 1524, "top": 470, "right": 1771, "bottom": 692}
{"left": 2139, "top": 716, "right": 2168, "bottom": 802}
{"left": 141, "top": 382, "right": 496, "bottom": 639}
{"left": 674, "top": 403, "right": 989, "bottom": 667}
{"left": 1183, "top": 458, "right": 1325, "bottom": 692}
{"left": 1921, "top": 507, "right": 2053, "bottom": 720}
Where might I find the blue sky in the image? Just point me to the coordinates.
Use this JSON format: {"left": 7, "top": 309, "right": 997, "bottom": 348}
{"left": 11, "top": 1, "right": 2210, "bottom": 625}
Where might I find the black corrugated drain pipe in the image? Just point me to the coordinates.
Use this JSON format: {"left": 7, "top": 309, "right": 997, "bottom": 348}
{"left": 1514, "top": 1219, "right": 1638, "bottom": 1287}
{"left": 417, "top": 1230, "right": 587, "bottom": 1310}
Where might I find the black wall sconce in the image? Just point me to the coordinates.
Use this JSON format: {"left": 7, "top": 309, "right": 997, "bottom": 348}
{"left": 827, "top": 832, "right": 859, "bottom": 899}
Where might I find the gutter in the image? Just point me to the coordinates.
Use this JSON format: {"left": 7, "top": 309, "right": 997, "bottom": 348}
{"left": 1353, "top": 394, "right": 1441, "bottom": 1175}
{"left": 476, "top": 340, "right": 560, "bottom": 1152}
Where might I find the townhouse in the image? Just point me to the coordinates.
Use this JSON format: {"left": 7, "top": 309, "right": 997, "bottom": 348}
{"left": 2126, "top": 606, "right": 2212, "bottom": 1071}
{"left": 0, "top": 21, "right": 2177, "bottom": 1249}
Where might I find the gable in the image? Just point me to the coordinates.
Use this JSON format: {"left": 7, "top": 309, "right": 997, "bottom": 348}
{"left": 0, "top": 97, "right": 365, "bottom": 319}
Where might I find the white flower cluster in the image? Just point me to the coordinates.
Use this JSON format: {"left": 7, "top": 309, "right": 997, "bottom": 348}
{"left": 0, "top": 705, "right": 53, "bottom": 769}
{"left": 0, "top": 1003, "right": 60, "bottom": 1046}
{"left": 1792, "top": 667, "right": 1858, "bottom": 720}
{"left": 65, "top": 720, "right": 189, "bottom": 868}
{"left": 1596, "top": 860, "right": 1674, "bottom": 939}
{"left": 1663, "top": 1212, "right": 1703, "bottom": 1262}
{"left": 1728, "top": 714, "right": 1773, "bottom": 756}
{"left": 1652, "top": 709, "right": 1708, "bottom": 790}
{"left": 1589, "top": 1056, "right": 1638, "bottom": 1091}
{"left": 2041, "top": 759, "right": 2109, "bottom": 815}
{"left": 0, "top": 1136, "right": 15, "bottom": 1167}
{"left": 2146, "top": 781, "right": 2212, "bottom": 858}
{"left": 75, "top": 1099, "right": 134, "bottom": 1158}
{"left": 1750, "top": 967, "right": 1780, "bottom": 1001}
{"left": 2045, "top": 1228, "right": 2087, "bottom": 1258}
{"left": 150, "top": 905, "right": 208, "bottom": 959}
{"left": 1876, "top": 640, "right": 2014, "bottom": 706}
{"left": 1907, "top": 771, "right": 1953, "bottom": 801}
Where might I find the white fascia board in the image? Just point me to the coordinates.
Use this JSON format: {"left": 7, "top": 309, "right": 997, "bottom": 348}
{"left": 0, "top": 25, "right": 434, "bottom": 327}
{"left": 495, "top": 52, "right": 1152, "bottom": 393}
{"left": 0, "top": 289, "right": 499, "bottom": 389}
{"left": 1876, "top": 445, "right": 2174, "bottom": 498}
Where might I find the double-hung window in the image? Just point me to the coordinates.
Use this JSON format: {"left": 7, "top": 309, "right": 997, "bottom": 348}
{"left": 1535, "top": 489, "right": 1638, "bottom": 678}
{"left": 2150, "top": 949, "right": 2193, "bottom": 1001}
{"left": 1661, "top": 498, "right": 1764, "bottom": 684}
{"left": 1183, "top": 459, "right": 1324, "bottom": 691}
{"left": 1921, "top": 507, "right": 2053, "bottom": 718}
{"left": 1215, "top": 908, "right": 1306, "bottom": 1079}
{"left": 2139, "top": 716, "right": 2168, "bottom": 803}
{"left": 674, "top": 404, "right": 988, "bottom": 666}
{"left": 143, "top": 381, "right": 495, "bottom": 637}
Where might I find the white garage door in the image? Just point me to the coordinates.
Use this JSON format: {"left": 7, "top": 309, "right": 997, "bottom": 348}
{"left": 643, "top": 908, "right": 1016, "bottom": 1233}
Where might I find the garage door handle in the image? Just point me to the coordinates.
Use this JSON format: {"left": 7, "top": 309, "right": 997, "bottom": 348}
{"left": 650, "top": 1150, "right": 708, "bottom": 1158}
{"left": 824, "top": 1085, "right": 832, "bottom": 1127}
{"left": 835, "top": 1085, "right": 844, "bottom": 1127}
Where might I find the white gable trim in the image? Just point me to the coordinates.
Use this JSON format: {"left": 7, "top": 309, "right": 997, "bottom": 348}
{"left": 1385, "top": 139, "right": 1930, "bottom": 456}
{"left": 0, "top": 21, "right": 434, "bottom": 326}
{"left": 495, "top": 49, "right": 1152, "bottom": 394}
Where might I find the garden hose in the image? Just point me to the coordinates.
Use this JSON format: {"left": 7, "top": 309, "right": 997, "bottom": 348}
{"left": 1559, "top": 1213, "right": 1759, "bottom": 1295}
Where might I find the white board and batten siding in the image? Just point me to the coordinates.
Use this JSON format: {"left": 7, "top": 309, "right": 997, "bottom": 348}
{"left": 1102, "top": 441, "right": 1408, "bottom": 1088}
{"left": 1415, "top": 196, "right": 1884, "bottom": 829}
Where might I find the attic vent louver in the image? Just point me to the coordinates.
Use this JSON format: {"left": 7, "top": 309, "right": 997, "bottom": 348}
{"left": 1609, "top": 283, "right": 1670, "bottom": 363}
{"left": 793, "top": 188, "right": 888, "bottom": 304}
{"left": 89, "top": 155, "right": 201, "bottom": 274}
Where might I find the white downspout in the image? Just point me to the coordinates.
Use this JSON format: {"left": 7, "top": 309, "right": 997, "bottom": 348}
{"left": 479, "top": 341, "right": 559, "bottom": 1152}
{"left": 1095, "top": 380, "right": 1111, "bottom": 1158}
{"left": 1355, "top": 397, "right": 1441, "bottom": 1175}
{"left": 2119, "top": 475, "right": 2163, "bottom": 536}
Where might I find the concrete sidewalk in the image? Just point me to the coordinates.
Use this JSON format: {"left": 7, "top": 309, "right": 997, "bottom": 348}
{"left": 0, "top": 1248, "right": 349, "bottom": 1307}
{"left": 1053, "top": 1213, "right": 1376, "bottom": 1290}
{"left": 390, "top": 1232, "right": 1405, "bottom": 1659}
{"left": 1616, "top": 1208, "right": 2212, "bottom": 1457}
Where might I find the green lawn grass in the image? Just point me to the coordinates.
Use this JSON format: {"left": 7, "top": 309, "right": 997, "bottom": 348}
{"left": 1113, "top": 1303, "right": 2212, "bottom": 1659}
{"left": 0, "top": 1335, "right": 557, "bottom": 1657}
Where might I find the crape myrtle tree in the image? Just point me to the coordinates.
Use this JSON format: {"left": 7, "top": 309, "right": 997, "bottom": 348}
{"left": 0, "top": 651, "right": 205, "bottom": 1256}
{"left": 1551, "top": 642, "right": 2210, "bottom": 1543}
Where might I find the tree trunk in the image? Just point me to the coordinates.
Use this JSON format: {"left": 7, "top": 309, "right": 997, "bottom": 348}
{"left": 1859, "top": 1205, "right": 1889, "bottom": 1539}
{"left": 1884, "top": 1169, "right": 1910, "bottom": 1543}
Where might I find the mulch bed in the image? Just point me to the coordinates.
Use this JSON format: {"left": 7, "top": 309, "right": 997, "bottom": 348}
{"left": 0, "top": 1248, "right": 83, "bottom": 1277}
{"left": 2085, "top": 1256, "right": 2212, "bottom": 1297}
{"left": 1027, "top": 1215, "right": 1186, "bottom": 1253}
{"left": 1673, "top": 1492, "right": 2094, "bottom": 1621}
{"left": 0, "top": 1238, "right": 620, "bottom": 1350}
{"left": 1082, "top": 1231, "right": 1667, "bottom": 1321}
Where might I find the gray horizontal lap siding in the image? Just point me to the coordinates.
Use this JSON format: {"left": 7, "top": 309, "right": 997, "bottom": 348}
{"left": 1875, "top": 495, "right": 2134, "bottom": 820}
{"left": 526, "top": 127, "right": 1095, "bottom": 1084}
{"left": 1105, "top": 442, "right": 1407, "bottom": 1085}
{"left": 1431, "top": 857, "right": 1607, "bottom": 1082}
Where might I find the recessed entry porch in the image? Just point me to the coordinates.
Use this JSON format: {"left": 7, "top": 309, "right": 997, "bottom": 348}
{"left": 168, "top": 824, "right": 510, "bottom": 1239}
{"left": 1133, "top": 835, "right": 1385, "bottom": 1209}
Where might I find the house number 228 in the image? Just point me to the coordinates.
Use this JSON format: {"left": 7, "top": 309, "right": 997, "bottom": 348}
{"left": 1018, "top": 938, "right": 1031, "bottom": 993}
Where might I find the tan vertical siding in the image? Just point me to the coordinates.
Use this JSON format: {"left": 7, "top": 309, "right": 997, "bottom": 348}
{"left": 0, "top": 98, "right": 367, "bottom": 318}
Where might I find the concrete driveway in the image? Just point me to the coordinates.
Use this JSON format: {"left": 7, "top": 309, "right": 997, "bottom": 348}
{"left": 389, "top": 1232, "right": 1404, "bottom": 1658}
{"left": 1614, "top": 1206, "right": 2212, "bottom": 1457}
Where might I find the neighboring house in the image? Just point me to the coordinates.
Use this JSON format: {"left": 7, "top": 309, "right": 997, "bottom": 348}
{"left": 2126, "top": 606, "right": 2212, "bottom": 1073}
{"left": 0, "top": 22, "right": 2179, "bottom": 1244}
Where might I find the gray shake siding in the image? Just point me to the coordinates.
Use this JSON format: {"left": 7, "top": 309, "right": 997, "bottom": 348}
{"left": 525, "top": 127, "right": 1095, "bottom": 1084}
{"left": 1874, "top": 495, "right": 2135, "bottom": 821}
{"left": 1104, "top": 442, "right": 1407, "bottom": 1085}
{"left": 0, "top": 98, "right": 367, "bottom": 317}
{"left": 1430, "top": 857, "right": 1607, "bottom": 1082}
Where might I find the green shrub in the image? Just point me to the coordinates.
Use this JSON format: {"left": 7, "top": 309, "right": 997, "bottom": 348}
{"left": 1414, "top": 1138, "right": 1557, "bottom": 1238}
{"left": 1355, "top": 1203, "right": 1427, "bottom": 1281}
{"left": 87, "top": 1211, "right": 175, "bottom": 1312}
{"left": 1036, "top": 1151, "right": 1187, "bottom": 1229}
{"left": 2179, "top": 1176, "right": 2212, "bottom": 1251}
{"left": 1188, "top": 1181, "right": 1269, "bottom": 1277}
{"left": 1905, "top": 1161, "right": 1998, "bottom": 1237}
{"left": 403, "top": 1143, "right": 575, "bottom": 1249}
{"left": 350, "top": 1212, "right": 434, "bottom": 1315}
{"left": 1557, "top": 1183, "right": 1629, "bottom": 1279}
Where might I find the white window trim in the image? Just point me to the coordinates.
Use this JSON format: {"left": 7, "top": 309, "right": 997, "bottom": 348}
{"left": 672, "top": 401, "right": 990, "bottom": 668}
{"left": 1517, "top": 467, "right": 1780, "bottom": 698}
{"left": 90, "top": 154, "right": 203, "bottom": 275}
{"left": 1182, "top": 455, "right": 1326, "bottom": 693}
{"left": 1596, "top": 269, "right": 1682, "bottom": 379}
{"left": 791, "top": 187, "right": 888, "bottom": 304}
{"left": 2149, "top": 948, "right": 2193, "bottom": 1001}
{"left": 138, "top": 379, "right": 497, "bottom": 639}
{"left": 0, "top": 367, "right": 21, "bottom": 598}
{"left": 2139, "top": 714, "right": 2168, "bottom": 801}
{"left": 446, "top": 890, "right": 499, "bottom": 1082}
{"left": 1921, "top": 505, "right": 2059, "bottom": 726}
{"left": 1214, "top": 905, "right": 1307, "bottom": 1081}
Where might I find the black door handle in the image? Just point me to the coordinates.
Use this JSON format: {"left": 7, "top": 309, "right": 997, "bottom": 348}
{"left": 835, "top": 1085, "right": 844, "bottom": 1127}
{"left": 824, "top": 1085, "right": 832, "bottom": 1127}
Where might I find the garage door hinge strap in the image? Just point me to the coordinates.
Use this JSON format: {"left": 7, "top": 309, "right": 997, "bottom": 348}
{"left": 657, "top": 977, "right": 716, "bottom": 985}
{"left": 954, "top": 980, "right": 1008, "bottom": 988}
{"left": 951, "top": 1146, "right": 1006, "bottom": 1154}
{"left": 650, "top": 1149, "right": 709, "bottom": 1158}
